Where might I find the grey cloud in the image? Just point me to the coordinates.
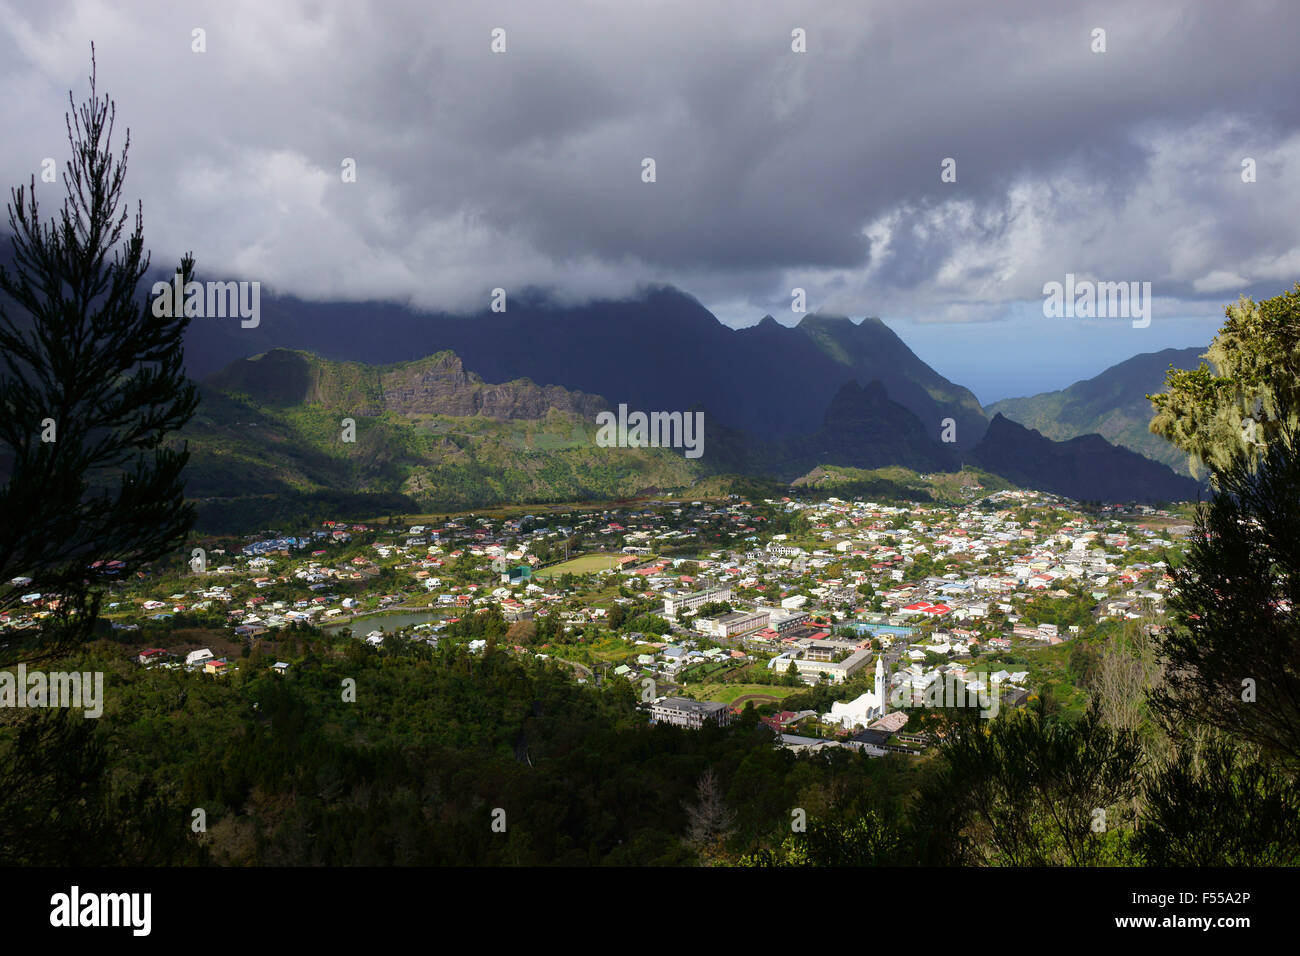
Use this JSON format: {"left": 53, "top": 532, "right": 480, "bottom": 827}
{"left": 0, "top": 0, "right": 1297, "bottom": 322}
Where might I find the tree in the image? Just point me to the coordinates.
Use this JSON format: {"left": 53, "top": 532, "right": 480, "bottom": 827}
{"left": 1149, "top": 284, "right": 1300, "bottom": 479}
{"left": 913, "top": 701, "right": 1144, "bottom": 865}
{"left": 739, "top": 813, "right": 902, "bottom": 867}
{"left": 505, "top": 619, "right": 537, "bottom": 646}
{"left": 0, "top": 49, "right": 197, "bottom": 654}
{"left": 1091, "top": 626, "right": 1160, "bottom": 734}
{"left": 695, "top": 600, "right": 733, "bottom": 617}
{"left": 0, "top": 708, "right": 202, "bottom": 865}
{"left": 1136, "top": 738, "right": 1300, "bottom": 865}
{"left": 683, "top": 767, "right": 735, "bottom": 860}
{"left": 626, "top": 613, "right": 670, "bottom": 636}
{"left": 1152, "top": 408, "right": 1300, "bottom": 770}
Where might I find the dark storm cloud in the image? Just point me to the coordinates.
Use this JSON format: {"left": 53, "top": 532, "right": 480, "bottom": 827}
{"left": 1, "top": 0, "right": 1297, "bottom": 324}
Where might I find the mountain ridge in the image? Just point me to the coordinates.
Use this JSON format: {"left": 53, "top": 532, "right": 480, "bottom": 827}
{"left": 187, "top": 347, "right": 1204, "bottom": 524}
{"left": 986, "top": 346, "right": 1207, "bottom": 475}
{"left": 968, "top": 413, "right": 1202, "bottom": 503}
{"left": 182, "top": 285, "right": 989, "bottom": 449}
{"left": 207, "top": 348, "right": 611, "bottom": 420}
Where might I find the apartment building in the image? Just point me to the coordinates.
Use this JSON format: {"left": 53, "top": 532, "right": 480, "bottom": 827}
{"left": 650, "top": 697, "right": 734, "bottom": 729}
{"left": 662, "top": 586, "right": 734, "bottom": 618}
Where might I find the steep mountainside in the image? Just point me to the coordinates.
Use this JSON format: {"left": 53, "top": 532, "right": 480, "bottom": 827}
{"left": 794, "top": 315, "right": 986, "bottom": 449}
{"left": 968, "top": 414, "right": 1203, "bottom": 503}
{"left": 182, "top": 286, "right": 987, "bottom": 448}
{"left": 767, "top": 380, "right": 960, "bottom": 477}
{"left": 185, "top": 350, "right": 704, "bottom": 525}
{"left": 207, "top": 348, "right": 609, "bottom": 420}
{"left": 986, "top": 347, "right": 1206, "bottom": 474}
{"left": 188, "top": 348, "right": 1201, "bottom": 528}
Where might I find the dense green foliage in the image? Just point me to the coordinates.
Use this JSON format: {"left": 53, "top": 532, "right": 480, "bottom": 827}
{"left": 0, "top": 639, "right": 928, "bottom": 865}
{"left": 1155, "top": 407, "right": 1300, "bottom": 770}
{"left": 1149, "top": 284, "right": 1300, "bottom": 477}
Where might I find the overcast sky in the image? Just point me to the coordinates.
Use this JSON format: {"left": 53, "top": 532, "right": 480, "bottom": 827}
{"left": 2, "top": 0, "right": 1298, "bottom": 402}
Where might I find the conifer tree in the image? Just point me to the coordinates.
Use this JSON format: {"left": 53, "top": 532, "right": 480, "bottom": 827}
{"left": 1153, "top": 406, "right": 1300, "bottom": 770}
{"left": 0, "top": 48, "right": 198, "bottom": 653}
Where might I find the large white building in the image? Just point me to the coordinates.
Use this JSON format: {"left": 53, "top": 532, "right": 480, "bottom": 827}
{"left": 776, "top": 646, "right": 874, "bottom": 684}
{"left": 662, "top": 586, "right": 733, "bottom": 618}
{"left": 824, "top": 657, "right": 888, "bottom": 729}
{"left": 700, "top": 609, "right": 770, "bottom": 639}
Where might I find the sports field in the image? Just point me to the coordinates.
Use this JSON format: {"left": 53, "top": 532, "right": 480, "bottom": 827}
{"left": 695, "top": 683, "right": 802, "bottom": 704}
{"left": 533, "top": 553, "right": 625, "bottom": 577}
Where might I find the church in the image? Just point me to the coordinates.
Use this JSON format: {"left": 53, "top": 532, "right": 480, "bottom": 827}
{"left": 823, "top": 656, "right": 889, "bottom": 730}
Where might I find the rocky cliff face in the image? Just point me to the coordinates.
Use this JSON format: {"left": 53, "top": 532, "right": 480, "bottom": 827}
{"left": 207, "top": 348, "right": 609, "bottom": 420}
{"left": 376, "top": 352, "right": 607, "bottom": 419}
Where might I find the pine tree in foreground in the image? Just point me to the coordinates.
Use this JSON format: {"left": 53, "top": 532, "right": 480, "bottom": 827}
{"left": 0, "top": 46, "right": 198, "bottom": 656}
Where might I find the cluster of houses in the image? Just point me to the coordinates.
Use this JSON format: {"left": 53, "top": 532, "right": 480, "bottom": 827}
{"left": 4, "top": 490, "right": 1195, "bottom": 762}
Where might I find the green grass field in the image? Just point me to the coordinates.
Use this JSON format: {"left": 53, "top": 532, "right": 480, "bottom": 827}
{"left": 534, "top": 553, "right": 626, "bottom": 578}
{"left": 694, "top": 683, "right": 802, "bottom": 704}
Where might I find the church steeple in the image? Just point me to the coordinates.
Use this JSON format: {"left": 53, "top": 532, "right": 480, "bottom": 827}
{"left": 875, "top": 655, "right": 886, "bottom": 716}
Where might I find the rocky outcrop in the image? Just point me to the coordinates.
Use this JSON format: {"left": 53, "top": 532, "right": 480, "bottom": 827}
{"left": 207, "top": 348, "right": 610, "bottom": 421}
